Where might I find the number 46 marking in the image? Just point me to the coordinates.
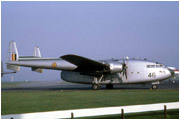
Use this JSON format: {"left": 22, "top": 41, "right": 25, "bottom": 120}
{"left": 148, "top": 72, "right": 156, "bottom": 78}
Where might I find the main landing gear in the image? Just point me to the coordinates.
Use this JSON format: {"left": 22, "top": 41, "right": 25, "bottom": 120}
{"left": 92, "top": 75, "right": 104, "bottom": 90}
{"left": 152, "top": 84, "right": 158, "bottom": 89}
{"left": 92, "top": 84, "right": 100, "bottom": 90}
{"left": 151, "top": 81, "right": 159, "bottom": 90}
{"left": 92, "top": 75, "right": 114, "bottom": 90}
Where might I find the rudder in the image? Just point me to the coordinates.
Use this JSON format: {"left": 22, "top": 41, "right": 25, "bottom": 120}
{"left": 6, "top": 41, "right": 20, "bottom": 71}
{"left": 7, "top": 40, "right": 19, "bottom": 62}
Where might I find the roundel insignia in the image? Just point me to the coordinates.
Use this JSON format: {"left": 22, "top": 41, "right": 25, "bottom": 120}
{"left": 52, "top": 62, "right": 57, "bottom": 68}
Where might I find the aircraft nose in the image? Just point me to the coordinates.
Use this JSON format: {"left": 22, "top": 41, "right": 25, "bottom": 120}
{"left": 168, "top": 68, "right": 175, "bottom": 76}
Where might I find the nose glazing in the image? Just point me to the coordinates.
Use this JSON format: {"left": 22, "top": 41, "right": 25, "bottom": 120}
{"left": 168, "top": 69, "right": 175, "bottom": 76}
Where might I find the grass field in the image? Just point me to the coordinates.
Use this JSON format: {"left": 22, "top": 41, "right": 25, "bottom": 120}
{"left": 2, "top": 89, "right": 179, "bottom": 117}
{"left": 1, "top": 82, "right": 22, "bottom": 88}
{"left": 1, "top": 81, "right": 32, "bottom": 88}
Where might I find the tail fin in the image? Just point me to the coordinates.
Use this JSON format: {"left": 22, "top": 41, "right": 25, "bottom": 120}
{"left": 33, "top": 46, "right": 41, "bottom": 58}
{"left": 7, "top": 41, "right": 20, "bottom": 71}
{"left": 7, "top": 41, "right": 19, "bottom": 62}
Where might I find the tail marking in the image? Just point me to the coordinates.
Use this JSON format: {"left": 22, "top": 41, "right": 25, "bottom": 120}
{"left": 12, "top": 53, "right": 17, "bottom": 61}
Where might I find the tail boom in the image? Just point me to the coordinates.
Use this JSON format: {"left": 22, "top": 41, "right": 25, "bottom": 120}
{"left": 6, "top": 59, "right": 77, "bottom": 71}
{"left": 6, "top": 41, "right": 77, "bottom": 72}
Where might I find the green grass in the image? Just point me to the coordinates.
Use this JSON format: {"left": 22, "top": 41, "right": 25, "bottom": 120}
{"left": 1, "top": 89, "right": 179, "bottom": 116}
{"left": 1, "top": 82, "right": 31, "bottom": 88}
{"left": 1, "top": 82, "right": 21, "bottom": 88}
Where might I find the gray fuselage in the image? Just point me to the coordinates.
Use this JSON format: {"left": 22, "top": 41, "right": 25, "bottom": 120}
{"left": 61, "top": 59, "right": 172, "bottom": 84}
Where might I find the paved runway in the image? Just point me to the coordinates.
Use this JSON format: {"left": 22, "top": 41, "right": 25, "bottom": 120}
{"left": 2, "top": 79, "right": 179, "bottom": 91}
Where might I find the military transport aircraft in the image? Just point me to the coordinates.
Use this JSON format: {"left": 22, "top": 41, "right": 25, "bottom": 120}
{"left": 6, "top": 41, "right": 177, "bottom": 90}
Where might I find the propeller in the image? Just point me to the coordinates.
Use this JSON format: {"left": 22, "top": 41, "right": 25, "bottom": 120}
{"left": 121, "top": 57, "right": 128, "bottom": 79}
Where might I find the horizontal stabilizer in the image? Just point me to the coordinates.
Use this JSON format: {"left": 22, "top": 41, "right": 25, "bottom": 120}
{"left": 60, "top": 54, "right": 109, "bottom": 73}
{"left": 31, "top": 67, "right": 43, "bottom": 73}
{"left": 7, "top": 64, "right": 20, "bottom": 71}
{"left": 18, "top": 46, "right": 41, "bottom": 60}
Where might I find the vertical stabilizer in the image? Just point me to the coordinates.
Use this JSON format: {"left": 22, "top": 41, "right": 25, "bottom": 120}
{"left": 7, "top": 41, "right": 19, "bottom": 62}
{"left": 33, "top": 46, "right": 41, "bottom": 58}
{"left": 7, "top": 41, "right": 20, "bottom": 71}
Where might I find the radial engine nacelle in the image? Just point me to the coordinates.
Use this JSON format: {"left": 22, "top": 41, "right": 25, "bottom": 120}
{"left": 109, "top": 62, "right": 123, "bottom": 73}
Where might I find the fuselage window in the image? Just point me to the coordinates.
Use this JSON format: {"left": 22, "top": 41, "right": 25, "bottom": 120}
{"left": 147, "top": 64, "right": 164, "bottom": 68}
{"left": 147, "top": 65, "right": 150, "bottom": 68}
{"left": 150, "top": 65, "right": 155, "bottom": 68}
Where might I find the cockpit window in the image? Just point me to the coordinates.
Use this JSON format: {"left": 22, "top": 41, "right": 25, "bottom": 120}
{"left": 157, "top": 65, "right": 160, "bottom": 67}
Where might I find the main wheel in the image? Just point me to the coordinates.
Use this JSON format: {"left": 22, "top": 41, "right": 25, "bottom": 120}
{"left": 106, "top": 84, "right": 113, "bottom": 89}
{"left": 92, "top": 84, "right": 100, "bottom": 90}
{"left": 172, "top": 80, "right": 176, "bottom": 84}
{"left": 152, "top": 85, "right": 158, "bottom": 89}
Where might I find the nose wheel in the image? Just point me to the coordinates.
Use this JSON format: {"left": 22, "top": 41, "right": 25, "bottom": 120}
{"left": 152, "top": 85, "right": 158, "bottom": 89}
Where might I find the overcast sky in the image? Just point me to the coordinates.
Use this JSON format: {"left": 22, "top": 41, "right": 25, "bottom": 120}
{"left": 1, "top": 1, "right": 179, "bottom": 82}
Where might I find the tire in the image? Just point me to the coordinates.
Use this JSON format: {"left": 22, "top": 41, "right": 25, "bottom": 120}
{"left": 106, "top": 84, "right": 113, "bottom": 89}
{"left": 172, "top": 80, "right": 176, "bottom": 84}
{"left": 92, "top": 84, "right": 100, "bottom": 90}
{"left": 152, "top": 85, "right": 158, "bottom": 89}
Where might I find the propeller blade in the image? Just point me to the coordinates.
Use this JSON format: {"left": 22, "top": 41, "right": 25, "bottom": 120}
{"left": 125, "top": 68, "right": 127, "bottom": 79}
{"left": 122, "top": 57, "right": 128, "bottom": 79}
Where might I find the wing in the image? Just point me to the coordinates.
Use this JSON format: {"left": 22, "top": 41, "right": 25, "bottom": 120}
{"left": 60, "top": 54, "right": 110, "bottom": 73}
